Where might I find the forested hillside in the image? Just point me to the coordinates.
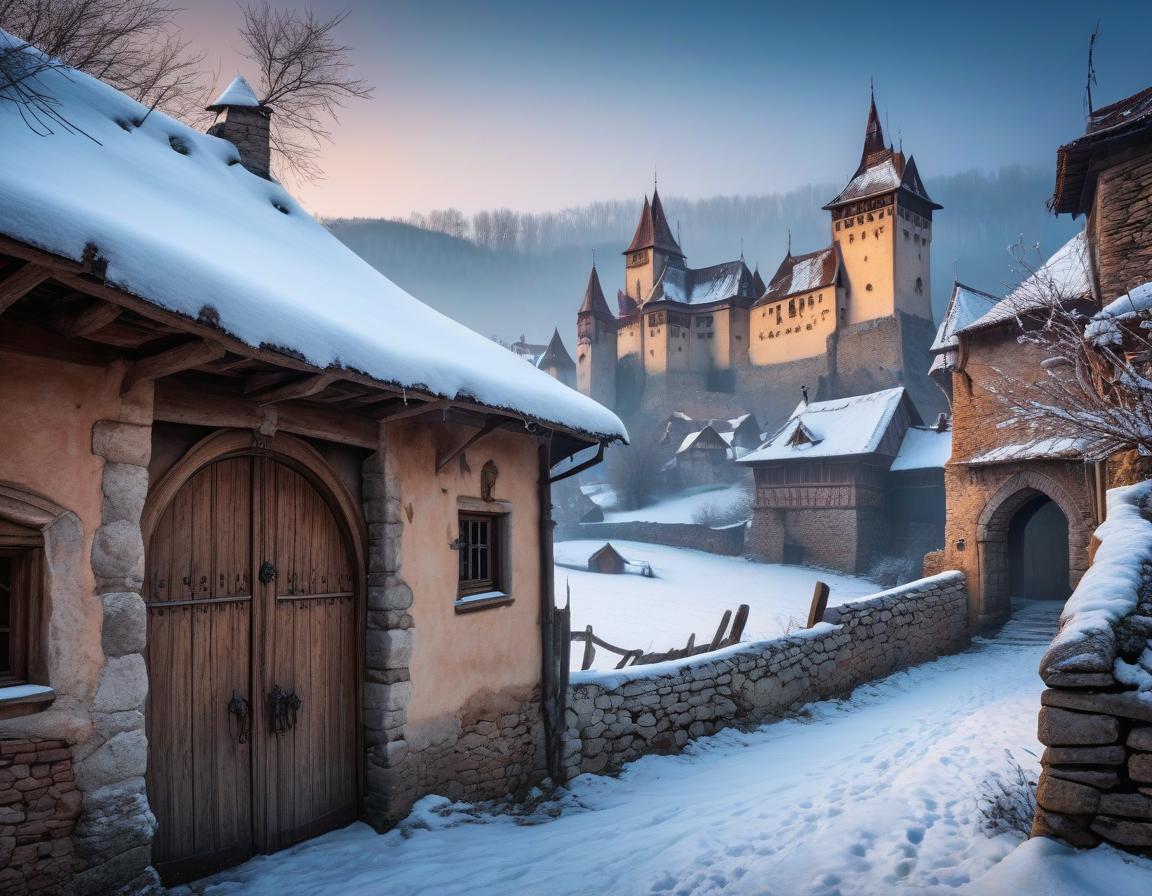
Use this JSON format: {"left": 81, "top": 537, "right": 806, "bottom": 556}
{"left": 326, "top": 166, "right": 1079, "bottom": 344}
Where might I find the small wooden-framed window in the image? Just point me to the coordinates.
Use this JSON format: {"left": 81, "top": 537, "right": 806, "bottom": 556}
{"left": 0, "top": 522, "right": 46, "bottom": 687}
{"left": 458, "top": 512, "right": 500, "bottom": 597}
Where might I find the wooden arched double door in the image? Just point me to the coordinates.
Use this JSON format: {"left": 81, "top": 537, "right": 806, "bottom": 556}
{"left": 143, "top": 443, "right": 361, "bottom": 885}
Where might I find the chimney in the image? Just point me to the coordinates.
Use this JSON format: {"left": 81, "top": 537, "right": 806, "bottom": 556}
{"left": 206, "top": 75, "right": 272, "bottom": 179}
{"left": 801, "top": 385, "right": 809, "bottom": 405}
{"left": 934, "top": 412, "right": 950, "bottom": 432}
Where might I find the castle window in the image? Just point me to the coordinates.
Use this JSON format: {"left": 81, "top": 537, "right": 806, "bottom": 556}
{"left": 861, "top": 230, "right": 867, "bottom": 240}
{"left": 807, "top": 296, "right": 814, "bottom": 307}
{"left": 865, "top": 283, "right": 873, "bottom": 292}
{"left": 866, "top": 213, "right": 874, "bottom": 222}
{"left": 904, "top": 229, "right": 909, "bottom": 239}
{"left": 788, "top": 299, "right": 796, "bottom": 317}
{"left": 878, "top": 209, "right": 884, "bottom": 219}
{"left": 835, "top": 222, "right": 840, "bottom": 231}
{"left": 849, "top": 234, "right": 854, "bottom": 243}
{"left": 915, "top": 277, "right": 924, "bottom": 294}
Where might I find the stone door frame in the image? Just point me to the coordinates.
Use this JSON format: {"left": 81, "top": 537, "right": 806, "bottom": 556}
{"left": 975, "top": 469, "right": 1091, "bottom": 624}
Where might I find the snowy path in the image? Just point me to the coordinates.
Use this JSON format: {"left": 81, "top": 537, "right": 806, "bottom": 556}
{"left": 191, "top": 601, "right": 1148, "bottom": 896}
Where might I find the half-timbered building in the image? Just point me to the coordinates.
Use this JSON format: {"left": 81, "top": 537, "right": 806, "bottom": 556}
{"left": 0, "top": 42, "right": 625, "bottom": 895}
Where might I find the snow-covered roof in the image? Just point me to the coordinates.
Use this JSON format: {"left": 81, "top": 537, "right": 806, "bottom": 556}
{"left": 740, "top": 387, "right": 908, "bottom": 463}
{"left": 890, "top": 426, "right": 951, "bottom": 471}
{"left": 760, "top": 247, "right": 838, "bottom": 303}
{"left": 649, "top": 260, "right": 758, "bottom": 306}
{"left": 676, "top": 426, "right": 728, "bottom": 455}
{"left": 961, "top": 233, "right": 1092, "bottom": 334}
{"left": 965, "top": 437, "right": 1083, "bottom": 466}
{"left": 208, "top": 75, "right": 261, "bottom": 110}
{"left": 0, "top": 35, "right": 626, "bottom": 442}
{"left": 930, "top": 283, "right": 1000, "bottom": 353}
{"left": 1085, "top": 280, "right": 1152, "bottom": 347}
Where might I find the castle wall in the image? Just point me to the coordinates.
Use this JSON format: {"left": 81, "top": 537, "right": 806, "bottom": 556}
{"left": 749, "top": 287, "right": 837, "bottom": 365}
{"left": 894, "top": 204, "right": 935, "bottom": 321}
{"left": 834, "top": 198, "right": 897, "bottom": 325}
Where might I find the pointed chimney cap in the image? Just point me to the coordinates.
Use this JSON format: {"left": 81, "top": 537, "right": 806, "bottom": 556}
{"left": 207, "top": 75, "right": 264, "bottom": 112}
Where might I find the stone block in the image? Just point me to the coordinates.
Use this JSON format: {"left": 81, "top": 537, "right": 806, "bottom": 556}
{"left": 1030, "top": 809, "right": 1101, "bottom": 848}
{"left": 1037, "top": 707, "right": 1119, "bottom": 746}
{"left": 1129, "top": 727, "right": 1152, "bottom": 751}
{"left": 74, "top": 731, "right": 148, "bottom": 791}
{"left": 1041, "top": 688, "right": 1152, "bottom": 724}
{"left": 101, "top": 593, "right": 147, "bottom": 657}
{"left": 1099, "top": 792, "right": 1152, "bottom": 818}
{"left": 1130, "top": 752, "right": 1152, "bottom": 783}
{"left": 1041, "top": 745, "right": 1126, "bottom": 766}
{"left": 366, "top": 628, "right": 413, "bottom": 672}
{"left": 1046, "top": 767, "right": 1120, "bottom": 789}
{"left": 367, "top": 576, "right": 413, "bottom": 611}
{"left": 1090, "top": 816, "right": 1152, "bottom": 847}
{"left": 93, "top": 655, "right": 148, "bottom": 714}
{"left": 91, "top": 421, "right": 151, "bottom": 467}
{"left": 1036, "top": 775, "right": 1101, "bottom": 815}
{"left": 101, "top": 463, "right": 149, "bottom": 525}
{"left": 91, "top": 520, "right": 144, "bottom": 583}
{"left": 363, "top": 681, "right": 412, "bottom": 715}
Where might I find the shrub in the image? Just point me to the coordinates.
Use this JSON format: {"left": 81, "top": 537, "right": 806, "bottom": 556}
{"left": 978, "top": 752, "right": 1038, "bottom": 838}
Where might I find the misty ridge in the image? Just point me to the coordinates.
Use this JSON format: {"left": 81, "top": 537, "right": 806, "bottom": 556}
{"left": 324, "top": 165, "right": 1079, "bottom": 345}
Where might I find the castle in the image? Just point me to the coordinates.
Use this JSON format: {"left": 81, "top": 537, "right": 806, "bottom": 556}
{"left": 575, "top": 93, "right": 947, "bottom": 430}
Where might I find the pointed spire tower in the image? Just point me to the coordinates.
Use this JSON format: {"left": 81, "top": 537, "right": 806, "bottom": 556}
{"left": 537, "top": 328, "right": 577, "bottom": 389}
{"left": 622, "top": 188, "right": 686, "bottom": 305}
{"left": 576, "top": 262, "right": 618, "bottom": 406}
{"left": 824, "top": 88, "right": 941, "bottom": 327}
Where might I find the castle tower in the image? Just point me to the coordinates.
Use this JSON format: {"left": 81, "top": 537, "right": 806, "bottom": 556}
{"left": 576, "top": 266, "right": 617, "bottom": 407}
{"left": 824, "top": 92, "right": 941, "bottom": 326}
{"left": 622, "top": 188, "right": 686, "bottom": 302}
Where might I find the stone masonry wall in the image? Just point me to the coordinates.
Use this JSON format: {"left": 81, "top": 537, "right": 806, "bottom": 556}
{"left": 1031, "top": 482, "right": 1152, "bottom": 851}
{"left": 745, "top": 506, "right": 883, "bottom": 574}
{"left": 1092, "top": 151, "right": 1152, "bottom": 305}
{"left": 0, "top": 739, "right": 80, "bottom": 896}
{"left": 559, "top": 521, "right": 745, "bottom": 556}
{"left": 563, "top": 572, "right": 968, "bottom": 777}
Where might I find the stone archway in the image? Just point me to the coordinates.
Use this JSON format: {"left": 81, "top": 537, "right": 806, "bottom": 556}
{"left": 975, "top": 470, "right": 1092, "bottom": 624}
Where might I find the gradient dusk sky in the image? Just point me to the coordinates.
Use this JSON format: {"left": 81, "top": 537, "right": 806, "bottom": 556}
{"left": 179, "top": 0, "right": 1152, "bottom": 218}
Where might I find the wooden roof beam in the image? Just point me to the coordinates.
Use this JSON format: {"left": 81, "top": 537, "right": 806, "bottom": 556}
{"left": 121, "top": 339, "right": 226, "bottom": 394}
{"left": 0, "top": 263, "right": 52, "bottom": 315}
{"left": 376, "top": 399, "right": 453, "bottom": 423}
{"left": 249, "top": 372, "right": 339, "bottom": 406}
{"left": 435, "top": 417, "right": 503, "bottom": 473}
{"left": 52, "top": 299, "right": 122, "bottom": 338}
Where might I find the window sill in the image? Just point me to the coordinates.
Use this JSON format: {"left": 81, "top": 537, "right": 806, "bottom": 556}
{"left": 0, "top": 684, "right": 55, "bottom": 719}
{"left": 454, "top": 591, "right": 514, "bottom": 614}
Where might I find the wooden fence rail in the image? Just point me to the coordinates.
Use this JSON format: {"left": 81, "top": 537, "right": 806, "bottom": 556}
{"left": 571, "top": 603, "right": 750, "bottom": 671}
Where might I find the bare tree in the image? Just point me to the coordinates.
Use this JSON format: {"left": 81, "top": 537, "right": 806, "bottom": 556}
{"left": 239, "top": 2, "right": 372, "bottom": 183}
{"left": 603, "top": 438, "right": 665, "bottom": 510}
{"left": 982, "top": 239, "right": 1152, "bottom": 462}
{"left": 0, "top": 0, "right": 204, "bottom": 123}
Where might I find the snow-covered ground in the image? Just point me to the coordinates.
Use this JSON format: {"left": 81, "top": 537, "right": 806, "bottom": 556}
{"left": 554, "top": 540, "right": 881, "bottom": 664}
{"left": 187, "top": 601, "right": 1152, "bottom": 896}
{"left": 595, "top": 483, "right": 749, "bottom": 525}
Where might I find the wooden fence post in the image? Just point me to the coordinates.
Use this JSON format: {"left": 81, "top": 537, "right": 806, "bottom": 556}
{"left": 806, "top": 581, "right": 830, "bottom": 628}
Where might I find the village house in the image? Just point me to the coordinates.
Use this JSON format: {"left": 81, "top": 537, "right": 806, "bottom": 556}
{"left": 931, "top": 84, "right": 1152, "bottom": 627}
{"left": 0, "top": 48, "right": 626, "bottom": 896}
{"left": 574, "top": 92, "right": 947, "bottom": 431}
{"left": 740, "top": 387, "right": 949, "bottom": 574}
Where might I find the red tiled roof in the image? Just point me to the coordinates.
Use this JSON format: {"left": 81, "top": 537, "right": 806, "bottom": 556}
{"left": 624, "top": 189, "right": 684, "bottom": 257}
{"left": 578, "top": 266, "right": 614, "bottom": 319}
{"left": 758, "top": 246, "right": 838, "bottom": 303}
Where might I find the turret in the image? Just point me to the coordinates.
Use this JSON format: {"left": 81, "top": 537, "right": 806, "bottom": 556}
{"left": 622, "top": 188, "right": 685, "bottom": 303}
{"left": 576, "top": 266, "right": 617, "bottom": 407}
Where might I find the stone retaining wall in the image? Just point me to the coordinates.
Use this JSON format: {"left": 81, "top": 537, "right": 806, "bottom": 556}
{"left": 1032, "top": 482, "right": 1152, "bottom": 851}
{"left": 558, "top": 521, "right": 745, "bottom": 556}
{"left": 563, "top": 572, "right": 968, "bottom": 777}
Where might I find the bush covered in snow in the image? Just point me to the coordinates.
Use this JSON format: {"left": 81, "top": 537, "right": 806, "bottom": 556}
{"left": 692, "top": 482, "right": 754, "bottom": 527}
{"left": 865, "top": 553, "right": 923, "bottom": 588}
{"left": 978, "top": 752, "right": 1038, "bottom": 838}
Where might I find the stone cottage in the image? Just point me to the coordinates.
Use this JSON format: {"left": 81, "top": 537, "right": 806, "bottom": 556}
{"left": 933, "top": 82, "right": 1152, "bottom": 628}
{"left": 0, "top": 44, "right": 626, "bottom": 895}
{"left": 741, "top": 387, "right": 948, "bottom": 573}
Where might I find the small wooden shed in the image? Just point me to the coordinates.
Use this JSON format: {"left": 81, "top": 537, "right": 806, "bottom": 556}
{"left": 587, "top": 543, "right": 628, "bottom": 574}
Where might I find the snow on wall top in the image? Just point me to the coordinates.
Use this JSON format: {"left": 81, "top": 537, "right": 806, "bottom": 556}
{"left": 0, "top": 37, "right": 626, "bottom": 442}
{"left": 965, "top": 436, "right": 1083, "bottom": 466}
{"left": 890, "top": 426, "right": 951, "bottom": 471}
{"left": 208, "top": 75, "right": 261, "bottom": 109}
{"left": 739, "top": 387, "right": 906, "bottom": 463}
{"left": 930, "top": 283, "right": 1000, "bottom": 353}
{"left": 1085, "top": 280, "right": 1152, "bottom": 348}
{"left": 960, "top": 233, "right": 1092, "bottom": 334}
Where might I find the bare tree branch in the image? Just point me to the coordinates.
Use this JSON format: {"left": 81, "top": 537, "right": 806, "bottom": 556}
{"left": 239, "top": 2, "right": 373, "bottom": 183}
{"left": 0, "top": 0, "right": 205, "bottom": 120}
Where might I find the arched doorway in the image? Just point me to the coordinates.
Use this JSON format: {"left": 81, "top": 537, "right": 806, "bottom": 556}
{"left": 141, "top": 432, "right": 364, "bottom": 885}
{"left": 1007, "top": 495, "right": 1070, "bottom": 600}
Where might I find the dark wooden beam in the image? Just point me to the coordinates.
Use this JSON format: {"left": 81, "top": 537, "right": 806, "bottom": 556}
{"left": 435, "top": 417, "right": 503, "bottom": 473}
{"left": 52, "top": 299, "right": 122, "bottom": 338}
{"left": 154, "top": 378, "right": 379, "bottom": 449}
{"left": 377, "top": 399, "right": 453, "bottom": 423}
{"left": 0, "top": 263, "right": 52, "bottom": 315}
{"left": 248, "top": 372, "right": 338, "bottom": 405}
{"left": 121, "top": 339, "right": 226, "bottom": 394}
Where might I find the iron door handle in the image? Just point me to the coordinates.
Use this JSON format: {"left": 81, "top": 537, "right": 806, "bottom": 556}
{"left": 259, "top": 561, "right": 276, "bottom": 585}
{"left": 268, "top": 684, "right": 302, "bottom": 735}
{"left": 227, "top": 692, "right": 251, "bottom": 744}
